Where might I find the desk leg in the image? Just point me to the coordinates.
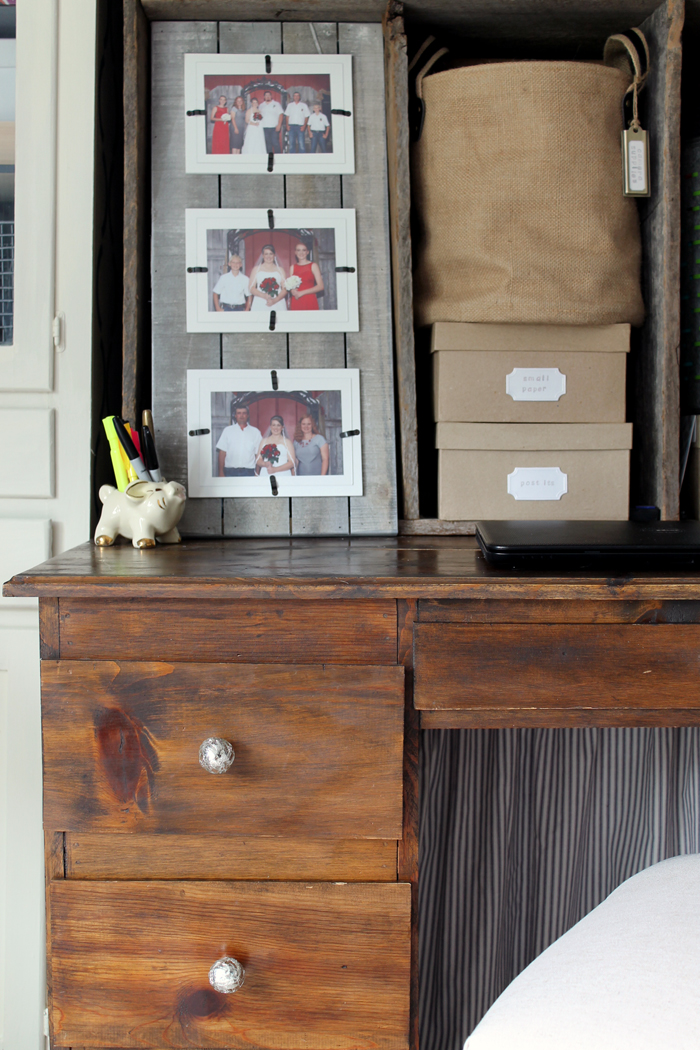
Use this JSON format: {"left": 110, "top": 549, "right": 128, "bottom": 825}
{"left": 45, "top": 832, "right": 64, "bottom": 1050}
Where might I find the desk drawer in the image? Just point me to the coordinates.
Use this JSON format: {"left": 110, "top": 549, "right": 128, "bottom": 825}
{"left": 49, "top": 880, "right": 411, "bottom": 1049}
{"left": 414, "top": 623, "right": 700, "bottom": 727}
{"left": 42, "top": 661, "right": 404, "bottom": 837}
{"left": 58, "top": 598, "right": 397, "bottom": 664}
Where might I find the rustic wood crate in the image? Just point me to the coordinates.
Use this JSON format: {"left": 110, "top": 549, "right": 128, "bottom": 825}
{"left": 385, "top": 0, "right": 683, "bottom": 530}
{"left": 145, "top": 14, "right": 397, "bottom": 536}
{"left": 124, "top": 0, "right": 683, "bottom": 535}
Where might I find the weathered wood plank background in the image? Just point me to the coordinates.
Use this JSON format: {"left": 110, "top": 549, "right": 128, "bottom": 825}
{"left": 151, "top": 20, "right": 397, "bottom": 536}
{"left": 151, "top": 21, "right": 221, "bottom": 536}
{"left": 632, "top": 0, "right": 683, "bottom": 519}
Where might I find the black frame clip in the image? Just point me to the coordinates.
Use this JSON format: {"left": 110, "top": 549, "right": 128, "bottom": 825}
{"left": 335, "top": 266, "right": 356, "bottom": 273}
{"left": 269, "top": 310, "right": 277, "bottom": 331}
{"left": 331, "top": 109, "right": 351, "bottom": 116}
{"left": 186, "top": 109, "right": 206, "bottom": 116}
{"left": 267, "top": 153, "right": 275, "bottom": 172}
{"left": 268, "top": 209, "right": 275, "bottom": 228}
{"left": 270, "top": 369, "right": 279, "bottom": 390}
{"left": 270, "top": 475, "right": 278, "bottom": 495}
{"left": 189, "top": 428, "right": 211, "bottom": 436}
{"left": 187, "top": 266, "right": 208, "bottom": 273}
{"left": 339, "top": 429, "right": 360, "bottom": 439}
{"left": 265, "top": 54, "right": 272, "bottom": 73}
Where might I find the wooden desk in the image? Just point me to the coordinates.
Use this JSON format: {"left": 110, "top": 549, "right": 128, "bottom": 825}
{"left": 6, "top": 536, "right": 700, "bottom": 1049}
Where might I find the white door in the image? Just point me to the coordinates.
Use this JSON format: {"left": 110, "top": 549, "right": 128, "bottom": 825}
{"left": 0, "top": 2, "right": 97, "bottom": 1046}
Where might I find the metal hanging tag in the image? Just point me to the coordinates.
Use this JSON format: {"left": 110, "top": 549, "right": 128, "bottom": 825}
{"left": 605, "top": 29, "right": 651, "bottom": 197}
{"left": 622, "top": 125, "right": 650, "bottom": 197}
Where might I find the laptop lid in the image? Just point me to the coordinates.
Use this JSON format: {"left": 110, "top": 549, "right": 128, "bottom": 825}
{"left": 475, "top": 520, "right": 700, "bottom": 563}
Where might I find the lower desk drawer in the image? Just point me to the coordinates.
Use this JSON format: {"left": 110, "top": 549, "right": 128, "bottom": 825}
{"left": 42, "top": 661, "right": 405, "bottom": 837}
{"left": 49, "top": 880, "right": 411, "bottom": 1049}
{"left": 414, "top": 622, "right": 700, "bottom": 727}
{"left": 64, "top": 833, "right": 398, "bottom": 881}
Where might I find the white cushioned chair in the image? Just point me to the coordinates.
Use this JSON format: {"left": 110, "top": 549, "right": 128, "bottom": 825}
{"left": 464, "top": 854, "right": 700, "bottom": 1050}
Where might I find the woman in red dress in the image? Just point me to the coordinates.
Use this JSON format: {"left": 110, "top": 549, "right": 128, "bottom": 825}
{"left": 288, "top": 241, "right": 323, "bottom": 311}
{"left": 210, "top": 95, "right": 231, "bottom": 154}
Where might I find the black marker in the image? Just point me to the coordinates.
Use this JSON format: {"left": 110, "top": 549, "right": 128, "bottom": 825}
{"left": 142, "top": 410, "right": 163, "bottom": 480}
{"left": 141, "top": 425, "right": 162, "bottom": 482}
{"left": 113, "top": 417, "right": 152, "bottom": 483}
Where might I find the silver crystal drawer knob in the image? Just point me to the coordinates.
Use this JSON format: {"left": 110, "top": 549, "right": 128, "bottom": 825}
{"left": 199, "top": 737, "right": 235, "bottom": 774}
{"left": 209, "top": 956, "right": 245, "bottom": 994}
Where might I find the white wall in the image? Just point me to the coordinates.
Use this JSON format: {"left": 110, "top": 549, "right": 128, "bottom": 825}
{"left": 0, "top": 1, "right": 97, "bottom": 1047}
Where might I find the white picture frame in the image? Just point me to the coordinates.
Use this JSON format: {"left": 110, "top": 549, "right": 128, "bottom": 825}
{"left": 184, "top": 53, "right": 354, "bottom": 175}
{"left": 187, "top": 368, "right": 363, "bottom": 498}
{"left": 185, "top": 208, "right": 359, "bottom": 333}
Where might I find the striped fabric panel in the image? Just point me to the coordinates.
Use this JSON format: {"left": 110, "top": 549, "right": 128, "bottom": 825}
{"left": 419, "top": 728, "right": 700, "bottom": 1050}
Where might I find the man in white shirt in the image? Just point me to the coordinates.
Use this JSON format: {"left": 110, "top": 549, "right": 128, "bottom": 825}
{"left": 212, "top": 254, "right": 250, "bottom": 312}
{"left": 216, "top": 406, "right": 262, "bottom": 477}
{"left": 308, "top": 102, "right": 331, "bottom": 154}
{"left": 284, "top": 92, "right": 310, "bottom": 153}
{"left": 259, "top": 90, "right": 284, "bottom": 154}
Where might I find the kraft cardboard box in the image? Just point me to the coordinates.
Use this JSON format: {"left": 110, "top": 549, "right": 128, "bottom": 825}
{"left": 437, "top": 422, "right": 632, "bottom": 521}
{"left": 431, "top": 322, "right": 630, "bottom": 424}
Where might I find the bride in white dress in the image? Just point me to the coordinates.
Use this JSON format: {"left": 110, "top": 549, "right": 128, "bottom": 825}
{"left": 248, "top": 245, "right": 288, "bottom": 312}
{"left": 256, "top": 416, "right": 297, "bottom": 478}
{"left": 241, "top": 97, "right": 266, "bottom": 155}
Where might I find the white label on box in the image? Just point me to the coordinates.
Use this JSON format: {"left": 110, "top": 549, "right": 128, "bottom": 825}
{"left": 507, "top": 467, "right": 568, "bottom": 501}
{"left": 627, "top": 139, "right": 647, "bottom": 192}
{"left": 506, "top": 367, "right": 566, "bottom": 402}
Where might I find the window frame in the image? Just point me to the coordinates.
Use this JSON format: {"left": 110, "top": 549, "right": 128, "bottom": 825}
{"left": 0, "top": 0, "right": 56, "bottom": 391}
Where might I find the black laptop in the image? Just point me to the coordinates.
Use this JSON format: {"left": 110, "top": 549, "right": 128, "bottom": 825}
{"left": 475, "top": 520, "right": 700, "bottom": 567}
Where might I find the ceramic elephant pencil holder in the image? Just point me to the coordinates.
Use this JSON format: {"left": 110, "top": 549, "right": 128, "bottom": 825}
{"left": 94, "top": 480, "right": 187, "bottom": 549}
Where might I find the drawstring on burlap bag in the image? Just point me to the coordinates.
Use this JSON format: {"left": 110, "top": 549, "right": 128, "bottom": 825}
{"left": 604, "top": 29, "right": 651, "bottom": 196}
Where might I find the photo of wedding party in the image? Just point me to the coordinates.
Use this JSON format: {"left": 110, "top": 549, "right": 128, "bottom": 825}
{"left": 187, "top": 368, "right": 363, "bottom": 498}
{"left": 186, "top": 208, "right": 359, "bottom": 333}
{"left": 206, "top": 227, "right": 337, "bottom": 315}
{"left": 204, "top": 74, "right": 333, "bottom": 156}
{"left": 185, "top": 54, "right": 354, "bottom": 174}
{"left": 210, "top": 390, "right": 343, "bottom": 480}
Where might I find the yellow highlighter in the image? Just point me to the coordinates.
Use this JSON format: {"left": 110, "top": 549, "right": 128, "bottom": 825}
{"left": 122, "top": 421, "right": 139, "bottom": 481}
{"left": 121, "top": 447, "right": 135, "bottom": 482}
{"left": 103, "top": 416, "right": 130, "bottom": 491}
{"left": 114, "top": 430, "right": 132, "bottom": 481}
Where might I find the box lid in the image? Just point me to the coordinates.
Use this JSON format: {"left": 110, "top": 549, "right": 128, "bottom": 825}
{"left": 436, "top": 422, "right": 633, "bottom": 451}
{"left": 430, "top": 322, "right": 630, "bottom": 354}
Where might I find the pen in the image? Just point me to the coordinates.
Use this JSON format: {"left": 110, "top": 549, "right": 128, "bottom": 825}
{"left": 124, "top": 421, "right": 143, "bottom": 460}
{"left": 110, "top": 418, "right": 132, "bottom": 479}
{"left": 118, "top": 441, "right": 133, "bottom": 482}
{"left": 116, "top": 423, "right": 138, "bottom": 484}
{"left": 141, "top": 425, "right": 163, "bottom": 482}
{"left": 102, "top": 416, "right": 129, "bottom": 492}
{"left": 142, "top": 411, "right": 161, "bottom": 463}
{"left": 113, "top": 417, "right": 152, "bottom": 482}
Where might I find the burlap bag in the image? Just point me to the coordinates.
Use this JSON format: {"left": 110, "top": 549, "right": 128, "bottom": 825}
{"left": 411, "top": 51, "right": 646, "bottom": 327}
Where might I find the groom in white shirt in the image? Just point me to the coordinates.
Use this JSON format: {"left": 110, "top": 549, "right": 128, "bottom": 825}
{"left": 259, "top": 90, "right": 284, "bottom": 154}
{"left": 216, "top": 406, "right": 262, "bottom": 477}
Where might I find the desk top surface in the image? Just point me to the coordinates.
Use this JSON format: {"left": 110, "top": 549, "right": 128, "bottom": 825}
{"left": 5, "top": 537, "right": 700, "bottom": 601}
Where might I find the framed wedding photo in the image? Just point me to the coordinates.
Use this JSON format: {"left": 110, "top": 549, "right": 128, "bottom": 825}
{"left": 187, "top": 368, "right": 363, "bottom": 498}
{"left": 185, "top": 208, "right": 359, "bottom": 333}
{"left": 184, "top": 53, "right": 355, "bottom": 175}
